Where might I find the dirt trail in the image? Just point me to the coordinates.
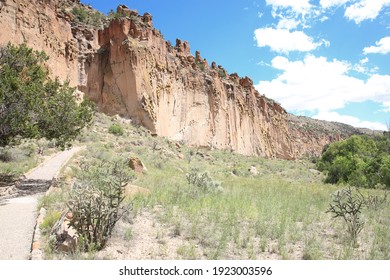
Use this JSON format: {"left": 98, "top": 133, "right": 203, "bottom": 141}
{"left": 0, "top": 146, "right": 83, "bottom": 260}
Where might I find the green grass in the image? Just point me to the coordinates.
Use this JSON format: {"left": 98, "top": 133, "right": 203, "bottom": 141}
{"left": 40, "top": 211, "right": 62, "bottom": 235}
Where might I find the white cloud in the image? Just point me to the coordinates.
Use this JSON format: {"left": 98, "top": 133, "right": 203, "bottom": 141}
{"left": 254, "top": 28, "right": 328, "bottom": 53}
{"left": 382, "top": 102, "right": 390, "bottom": 112}
{"left": 320, "top": 0, "right": 352, "bottom": 9}
{"left": 345, "top": 0, "right": 390, "bottom": 24}
{"left": 255, "top": 55, "right": 390, "bottom": 115}
{"left": 265, "top": 0, "right": 312, "bottom": 15}
{"left": 363, "top": 36, "right": 390, "bottom": 54}
{"left": 276, "top": 18, "right": 301, "bottom": 30}
{"left": 352, "top": 57, "right": 369, "bottom": 73}
{"left": 313, "top": 111, "right": 387, "bottom": 130}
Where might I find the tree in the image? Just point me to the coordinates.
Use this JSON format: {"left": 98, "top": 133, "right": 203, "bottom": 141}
{"left": 317, "top": 134, "right": 390, "bottom": 189}
{"left": 0, "top": 43, "right": 93, "bottom": 148}
{"left": 386, "top": 118, "right": 390, "bottom": 154}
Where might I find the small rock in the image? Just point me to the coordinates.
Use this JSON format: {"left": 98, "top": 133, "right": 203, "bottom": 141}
{"left": 128, "top": 157, "right": 147, "bottom": 174}
{"left": 309, "top": 169, "right": 320, "bottom": 175}
{"left": 51, "top": 212, "right": 78, "bottom": 253}
{"left": 249, "top": 165, "right": 259, "bottom": 175}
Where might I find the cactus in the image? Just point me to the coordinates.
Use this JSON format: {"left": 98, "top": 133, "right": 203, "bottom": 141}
{"left": 326, "top": 186, "right": 364, "bottom": 246}
{"left": 67, "top": 160, "right": 133, "bottom": 251}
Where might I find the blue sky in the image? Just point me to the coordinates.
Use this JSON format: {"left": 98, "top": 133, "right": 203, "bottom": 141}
{"left": 82, "top": 0, "right": 390, "bottom": 130}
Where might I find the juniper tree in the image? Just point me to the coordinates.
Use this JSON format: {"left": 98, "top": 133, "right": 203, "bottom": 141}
{"left": 0, "top": 43, "right": 93, "bottom": 148}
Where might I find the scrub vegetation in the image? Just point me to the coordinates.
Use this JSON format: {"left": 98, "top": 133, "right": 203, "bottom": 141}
{"left": 17, "top": 112, "right": 387, "bottom": 260}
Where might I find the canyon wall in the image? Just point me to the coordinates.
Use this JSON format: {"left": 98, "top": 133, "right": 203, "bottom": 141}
{"left": 83, "top": 11, "right": 297, "bottom": 158}
{"left": 0, "top": 2, "right": 362, "bottom": 159}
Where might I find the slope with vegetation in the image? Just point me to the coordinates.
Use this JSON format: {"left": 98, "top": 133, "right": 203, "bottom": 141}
{"left": 26, "top": 113, "right": 389, "bottom": 260}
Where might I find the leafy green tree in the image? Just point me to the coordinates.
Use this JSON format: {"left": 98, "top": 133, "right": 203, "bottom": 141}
{"left": 0, "top": 43, "right": 93, "bottom": 148}
{"left": 380, "top": 155, "right": 390, "bottom": 187}
{"left": 317, "top": 134, "right": 390, "bottom": 189}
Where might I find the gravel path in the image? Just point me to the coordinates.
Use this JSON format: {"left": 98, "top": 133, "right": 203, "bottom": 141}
{"left": 0, "top": 146, "right": 83, "bottom": 260}
{"left": 26, "top": 147, "right": 84, "bottom": 180}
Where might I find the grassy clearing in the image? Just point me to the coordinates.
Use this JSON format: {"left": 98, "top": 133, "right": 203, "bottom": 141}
{"left": 0, "top": 139, "right": 58, "bottom": 175}
{"left": 28, "top": 113, "right": 390, "bottom": 259}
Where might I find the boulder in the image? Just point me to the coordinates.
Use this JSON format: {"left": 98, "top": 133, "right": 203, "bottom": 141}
{"left": 309, "top": 169, "right": 321, "bottom": 175}
{"left": 128, "top": 156, "right": 147, "bottom": 173}
{"left": 51, "top": 212, "right": 78, "bottom": 253}
{"left": 249, "top": 165, "right": 259, "bottom": 175}
{"left": 142, "top": 13, "right": 153, "bottom": 26}
{"left": 239, "top": 76, "right": 253, "bottom": 88}
{"left": 117, "top": 5, "right": 138, "bottom": 17}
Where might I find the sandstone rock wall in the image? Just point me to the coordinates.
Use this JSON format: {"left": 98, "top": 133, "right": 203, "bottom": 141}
{"left": 0, "top": 0, "right": 76, "bottom": 85}
{"left": 83, "top": 16, "right": 301, "bottom": 158}
{"left": 0, "top": 0, "right": 98, "bottom": 88}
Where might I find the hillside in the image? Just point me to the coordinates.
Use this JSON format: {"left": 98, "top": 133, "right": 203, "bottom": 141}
{"left": 0, "top": 0, "right": 368, "bottom": 159}
{"left": 22, "top": 113, "right": 390, "bottom": 260}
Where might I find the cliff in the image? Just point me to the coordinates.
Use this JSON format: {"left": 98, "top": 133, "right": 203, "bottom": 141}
{"left": 83, "top": 6, "right": 298, "bottom": 159}
{"left": 0, "top": 1, "right": 363, "bottom": 159}
{"left": 0, "top": 0, "right": 99, "bottom": 88}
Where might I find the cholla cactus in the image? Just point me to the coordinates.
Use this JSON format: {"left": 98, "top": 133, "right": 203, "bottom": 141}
{"left": 326, "top": 186, "right": 364, "bottom": 246}
{"left": 67, "top": 160, "right": 133, "bottom": 251}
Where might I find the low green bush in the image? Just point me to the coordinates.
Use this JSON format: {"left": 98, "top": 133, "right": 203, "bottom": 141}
{"left": 108, "top": 124, "right": 124, "bottom": 136}
{"left": 186, "top": 168, "right": 222, "bottom": 196}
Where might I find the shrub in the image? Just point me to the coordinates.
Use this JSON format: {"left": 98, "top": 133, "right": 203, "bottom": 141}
{"left": 0, "top": 149, "right": 13, "bottom": 162}
{"left": 186, "top": 168, "right": 221, "bottom": 196}
{"left": 218, "top": 68, "right": 226, "bottom": 78}
{"left": 361, "top": 189, "right": 388, "bottom": 211}
{"left": 107, "top": 9, "right": 127, "bottom": 20}
{"left": 326, "top": 186, "right": 364, "bottom": 246}
{"left": 67, "top": 160, "right": 133, "bottom": 251}
{"left": 0, "top": 43, "right": 93, "bottom": 148}
{"left": 71, "top": 7, "right": 106, "bottom": 28}
{"left": 108, "top": 124, "right": 124, "bottom": 136}
{"left": 72, "top": 7, "right": 88, "bottom": 23}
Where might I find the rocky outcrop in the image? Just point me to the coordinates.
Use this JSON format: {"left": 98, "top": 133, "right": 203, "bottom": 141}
{"left": 128, "top": 156, "right": 147, "bottom": 174}
{"left": 287, "top": 114, "right": 364, "bottom": 157}
{"left": 81, "top": 7, "right": 365, "bottom": 159}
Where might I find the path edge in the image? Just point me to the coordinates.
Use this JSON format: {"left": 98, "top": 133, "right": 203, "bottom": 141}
{"left": 30, "top": 146, "right": 85, "bottom": 260}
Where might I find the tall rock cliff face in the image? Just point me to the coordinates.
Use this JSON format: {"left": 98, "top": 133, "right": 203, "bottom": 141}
{"left": 83, "top": 12, "right": 297, "bottom": 158}
{"left": 0, "top": 2, "right": 363, "bottom": 159}
{"left": 0, "top": 0, "right": 98, "bottom": 87}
